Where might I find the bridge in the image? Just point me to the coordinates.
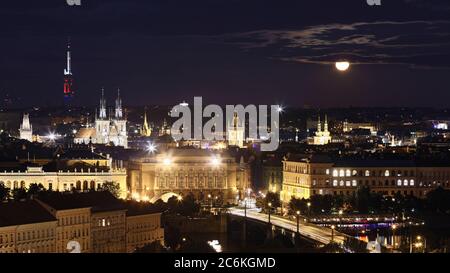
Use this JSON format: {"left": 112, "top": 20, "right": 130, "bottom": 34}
{"left": 228, "top": 207, "right": 356, "bottom": 246}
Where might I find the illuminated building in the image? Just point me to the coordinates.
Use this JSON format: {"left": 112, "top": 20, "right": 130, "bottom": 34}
{"left": 19, "top": 113, "right": 33, "bottom": 142}
{"left": 227, "top": 112, "right": 245, "bottom": 148}
{"left": 74, "top": 89, "right": 128, "bottom": 148}
{"left": 280, "top": 154, "right": 450, "bottom": 202}
{"left": 343, "top": 121, "right": 378, "bottom": 136}
{"left": 127, "top": 148, "right": 250, "bottom": 203}
{"left": 0, "top": 200, "right": 57, "bottom": 253}
{"left": 0, "top": 192, "right": 164, "bottom": 253}
{"left": 0, "top": 164, "right": 127, "bottom": 199}
{"left": 311, "top": 115, "right": 332, "bottom": 145}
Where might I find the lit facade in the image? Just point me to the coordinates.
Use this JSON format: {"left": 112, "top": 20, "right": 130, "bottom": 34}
{"left": 127, "top": 149, "right": 251, "bottom": 203}
{"left": 0, "top": 166, "right": 127, "bottom": 199}
{"left": 281, "top": 155, "right": 450, "bottom": 202}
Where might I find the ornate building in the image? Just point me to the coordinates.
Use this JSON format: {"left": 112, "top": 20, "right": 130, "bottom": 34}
{"left": 127, "top": 148, "right": 251, "bottom": 203}
{"left": 227, "top": 112, "right": 245, "bottom": 148}
{"left": 312, "top": 115, "right": 332, "bottom": 145}
{"left": 0, "top": 165, "right": 128, "bottom": 199}
{"left": 280, "top": 154, "right": 450, "bottom": 202}
{"left": 19, "top": 113, "right": 33, "bottom": 142}
{"left": 74, "top": 89, "right": 128, "bottom": 148}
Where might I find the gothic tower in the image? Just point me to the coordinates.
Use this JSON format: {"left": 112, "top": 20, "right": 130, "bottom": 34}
{"left": 228, "top": 112, "right": 245, "bottom": 148}
{"left": 19, "top": 113, "right": 33, "bottom": 142}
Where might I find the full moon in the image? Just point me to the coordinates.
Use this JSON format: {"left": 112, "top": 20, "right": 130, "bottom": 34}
{"left": 335, "top": 61, "right": 350, "bottom": 71}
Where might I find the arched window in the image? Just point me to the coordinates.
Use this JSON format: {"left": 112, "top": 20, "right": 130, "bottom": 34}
{"left": 83, "top": 181, "right": 88, "bottom": 190}
{"left": 365, "top": 170, "right": 370, "bottom": 177}
{"left": 332, "top": 170, "right": 338, "bottom": 177}
{"left": 90, "top": 181, "right": 95, "bottom": 190}
{"left": 339, "top": 170, "right": 345, "bottom": 177}
{"left": 76, "top": 181, "right": 81, "bottom": 190}
{"left": 384, "top": 170, "right": 390, "bottom": 177}
{"left": 345, "top": 169, "right": 351, "bottom": 177}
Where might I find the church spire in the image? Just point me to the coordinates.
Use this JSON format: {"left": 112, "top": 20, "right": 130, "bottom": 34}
{"left": 115, "top": 88, "right": 123, "bottom": 119}
{"left": 141, "top": 108, "right": 151, "bottom": 137}
{"left": 99, "top": 87, "right": 107, "bottom": 119}
{"left": 317, "top": 114, "right": 322, "bottom": 132}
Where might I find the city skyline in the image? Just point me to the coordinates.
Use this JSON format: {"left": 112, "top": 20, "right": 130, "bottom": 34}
{"left": 1, "top": 0, "right": 450, "bottom": 107}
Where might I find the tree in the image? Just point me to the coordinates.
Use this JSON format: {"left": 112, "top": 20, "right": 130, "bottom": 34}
{"left": 355, "top": 186, "right": 371, "bottom": 214}
{"left": 0, "top": 184, "right": 10, "bottom": 202}
{"left": 134, "top": 241, "right": 167, "bottom": 253}
{"left": 11, "top": 188, "right": 27, "bottom": 201}
{"left": 288, "top": 197, "right": 307, "bottom": 215}
{"left": 310, "top": 194, "right": 333, "bottom": 214}
{"left": 263, "top": 192, "right": 281, "bottom": 210}
{"left": 101, "top": 181, "right": 121, "bottom": 198}
{"left": 426, "top": 187, "right": 450, "bottom": 213}
{"left": 27, "top": 183, "right": 45, "bottom": 199}
{"left": 178, "top": 193, "right": 200, "bottom": 216}
{"left": 165, "top": 224, "right": 181, "bottom": 250}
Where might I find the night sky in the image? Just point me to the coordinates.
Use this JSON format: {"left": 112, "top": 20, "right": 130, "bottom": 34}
{"left": 1, "top": 0, "right": 450, "bottom": 108}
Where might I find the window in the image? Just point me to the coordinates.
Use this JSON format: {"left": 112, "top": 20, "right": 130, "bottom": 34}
{"left": 403, "top": 179, "right": 408, "bottom": 186}
{"left": 352, "top": 180, "right": 357, "bottom": 187}
{"left": 339, "top": 170, "right": 345, "bottom": 177}
{"left": 326, "top": 169, "right": 330, "bottom": 175}
{"left": 332, "top": 170, "right": 338, "bottom": 177}
{"left": 345, "top": 181, "right": 351, "bottom": 187}
{"left": 410, "top": 180, "right": 415, "bottom": 186}
{"left": 397, "top": 179, "right": 402, "bottom": 186}
{"left": 384, "top": 170, "right": 390, "bottom": 177}
{"left": 346, "top": 169, "right": 351, "bottom": 177}
{"left": 339, "top": 180, "right": 344, "bottom": 187}
{"left": 365, "top": 170, "right": 370, "bottom": 177}
{"left": 333, "top": 180, "right": 338, "bottom": 187}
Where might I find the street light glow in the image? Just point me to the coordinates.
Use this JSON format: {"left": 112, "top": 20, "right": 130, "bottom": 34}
{"left": 146, "top": 142, "right": 157, "bottom": 153}
{"left": 163, "top": 157, "right": 172, "bottom": 165}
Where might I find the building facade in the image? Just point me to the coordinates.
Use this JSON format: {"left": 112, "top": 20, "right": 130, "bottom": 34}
{"left": 0, "top": 193, "right": 164, "bottom": 253}
{"left": 0, "top": 166, "right": 128, "bottom": 199}
{"left": 127, "top": 149, "right": 251, "bottom": 203}
{"left": 281, "top": 154, "right": 450, "bottom": 202}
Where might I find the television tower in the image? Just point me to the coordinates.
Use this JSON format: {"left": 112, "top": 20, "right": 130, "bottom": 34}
{"left": 63, "top": 38, "right": 74, "bottom": 103}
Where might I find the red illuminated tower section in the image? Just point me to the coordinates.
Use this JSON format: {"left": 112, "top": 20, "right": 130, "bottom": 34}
{"left": 63, "top": 40, "right": 74, "bottom": 102}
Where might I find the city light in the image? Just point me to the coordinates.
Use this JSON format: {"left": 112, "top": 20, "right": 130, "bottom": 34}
{"left": 276, "top": 105, "right": 284, "bottom": 113}
{"left": 146, "top": 142, "right": 157, "bottom": 153}
{"left": 207, "top": 240, "right": 222, "bottom": 253}
{"left": 47, "top": 133, "right": 56, "bottom": 141}
{"left": 163, "top": 157, "right": 172, "bottom": 165}
{"left": 210, "top": 155, "right": 221, "bottom": 166}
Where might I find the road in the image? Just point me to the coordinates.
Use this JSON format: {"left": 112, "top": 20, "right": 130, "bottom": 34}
{"left": 228, "top": 207, "right": 348, "bottom": 245}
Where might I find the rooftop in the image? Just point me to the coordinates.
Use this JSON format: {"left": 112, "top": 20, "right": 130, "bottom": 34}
{"left": 0, "top": 200, "right": 56, "bottom": 227}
